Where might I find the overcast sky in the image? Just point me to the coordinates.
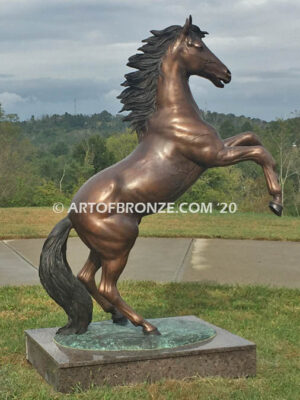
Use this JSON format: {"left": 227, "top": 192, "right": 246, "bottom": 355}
{"left": 0, "top": 0, "right": 299, "bottom": 121}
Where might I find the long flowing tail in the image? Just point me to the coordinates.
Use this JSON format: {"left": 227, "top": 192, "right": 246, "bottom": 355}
{"left": 39, "top": 217, "right": 93, "bottom": 335}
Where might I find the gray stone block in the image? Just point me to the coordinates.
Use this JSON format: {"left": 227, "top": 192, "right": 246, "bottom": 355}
{"left": 25, "top": 316, "right": 256, "bottom": 393}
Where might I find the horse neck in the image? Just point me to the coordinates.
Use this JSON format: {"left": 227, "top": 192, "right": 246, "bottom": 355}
{"left": 155, "top": 58, "right": 198, "bottom": 115}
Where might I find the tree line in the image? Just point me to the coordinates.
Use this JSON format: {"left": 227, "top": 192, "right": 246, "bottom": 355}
{"left": 0, "top": 105, "right": 299, "bottom": 215}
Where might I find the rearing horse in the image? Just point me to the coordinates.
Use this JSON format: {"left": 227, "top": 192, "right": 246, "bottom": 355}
{"left": 39, "top": 16, "right": 282, "bottom": 336}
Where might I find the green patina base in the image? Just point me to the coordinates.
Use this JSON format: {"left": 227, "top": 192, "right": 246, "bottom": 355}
{"left": 54, "top": 317, "right": 216, "bottom": 351}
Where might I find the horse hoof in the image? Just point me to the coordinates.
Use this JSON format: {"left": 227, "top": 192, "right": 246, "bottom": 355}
{"left": 56, "top": 326, "right": 77, "bottom": 335}
{"left": 269, "top": 201, "right": 283, "bottom": 217}
{"left": 56, "top": 323, "right": 88, "bottom": 335}
{"left": 143, "top": 327, "right": 161, "bottom": 336}
{"left": 112, "top": 315, "right": 128, "bottom": 325}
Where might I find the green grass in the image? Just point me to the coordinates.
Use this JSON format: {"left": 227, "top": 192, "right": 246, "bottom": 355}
{"left": 0, "top": 207, "right": 300, "bottom": 241}
{"left": 0, "top": 282, "right": 299, "bottom": 399}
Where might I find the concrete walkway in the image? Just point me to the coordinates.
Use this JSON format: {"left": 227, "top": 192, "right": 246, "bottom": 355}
{"left": 0, "top": 237, "right": 299, "bottom": 288}
{"left": 0, "top": 241, "right": 39, "bottom": 285}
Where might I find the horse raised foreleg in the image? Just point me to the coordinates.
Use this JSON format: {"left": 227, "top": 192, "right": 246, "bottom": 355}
{"left": 78, "top": 251, "right": 127, "bottom": 324}
{"left": 224, "top": 132, "right": 263, "bottom": 147}
{"left": 212, "top": 145, "right": 282, "bottom": 216}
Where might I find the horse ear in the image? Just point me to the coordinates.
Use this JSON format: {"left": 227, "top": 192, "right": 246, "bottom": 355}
{"left": 182, "top": 15, "right": 192, "bottom": 36}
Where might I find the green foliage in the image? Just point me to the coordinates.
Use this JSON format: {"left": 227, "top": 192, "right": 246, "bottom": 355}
{"left": 0, "top": 108, "right": 40, "bottom": 206}
{"left": 202, "top": 110, "right": 265, "bottom": 136}
{"left": 50, "top": 141, "right": 69, "bottom": 156}
{"left": 178, "top": 167, "right": 243, "bottom": 206}
{"left": 19, "top": 110, "right": 127, "bottom": 148}
{"left": 32, "top": 180, "right": 69, "bottom": 206}
{"left": 5, "top": 177, "right": 39, "bottom": 207}
{"left": 107, "top": 130, "right": 138, "bottom": 161}
{"left": 66, "top": 135, "right": 116, "bottom": 194}
{"left": 1, "top": 104, "right": 299, "bottom": 215}
{"left": 219, "top": 119, "right": 238, "bottom": 138}
{"left": 259, "top": 118, "right": 300, "bottom": 215}
{"left": 240, "top": 120, "right": 253, "bottom": 132}
{"left": 72, "top": 135, "right": 115, "bottom": 173}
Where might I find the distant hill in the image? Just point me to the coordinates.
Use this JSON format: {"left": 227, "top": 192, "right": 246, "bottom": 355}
{"left": 201, "top": 110, "right": 267, "bottom": 138}
{"left": 19, "top": 110, "right": 128, "bottom": 150}
{"left": 19, "top": 109, "right": 267, "bottom": 150}
{"left": 2, "top": 106, "right": 298, "bottom": 214}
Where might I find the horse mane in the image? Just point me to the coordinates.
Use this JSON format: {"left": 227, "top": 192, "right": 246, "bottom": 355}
{"left": 118, "top": 25, "right": 182, "bottom": 141}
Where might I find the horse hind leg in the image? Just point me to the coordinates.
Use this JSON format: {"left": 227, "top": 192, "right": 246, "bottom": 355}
{"left": 78, "top": 214, "right": 159, "bottom": 334}
{"left": 99, "top": 255, "right": 161, "bottom": 335}
{"left": 77, "top": 250, "right": 127, "bottom": 325}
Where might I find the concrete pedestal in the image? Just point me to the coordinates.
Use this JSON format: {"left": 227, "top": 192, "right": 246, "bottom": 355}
{"left": 25, "top": 316, "right": 256, "bottom": 392}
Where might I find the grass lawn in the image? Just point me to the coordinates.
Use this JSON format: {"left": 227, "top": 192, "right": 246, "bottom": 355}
{"left": 0, "top": 207, "right": 299, "bottom": 241}
{"left": 0, "top": 282, "right": 299, "bottom": 399}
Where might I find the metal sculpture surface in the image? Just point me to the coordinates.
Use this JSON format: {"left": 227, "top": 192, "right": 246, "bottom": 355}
{"left": 39, "top": 16, "right": 282, "bottom": 336}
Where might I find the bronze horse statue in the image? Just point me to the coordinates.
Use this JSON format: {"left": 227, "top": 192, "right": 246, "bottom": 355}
{"left": 40, "top": 16, "right": 282, "bottom": 336}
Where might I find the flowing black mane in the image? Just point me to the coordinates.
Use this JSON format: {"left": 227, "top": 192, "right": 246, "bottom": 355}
{"left": 118, "top": 25, "right": 182, "bottom": 140}
{"left": 118, "top": 23, "right": 208, "bottom": 140}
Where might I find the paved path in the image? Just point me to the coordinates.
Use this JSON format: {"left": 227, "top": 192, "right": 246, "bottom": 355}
{"left": 0, "top": 241, "right": 39, "bottom": 285}
{"left": 0, "top": 238, "right": 299, "bottom": 288}
{"left": 181, "top": 239, "right": 300, "bottom": 288}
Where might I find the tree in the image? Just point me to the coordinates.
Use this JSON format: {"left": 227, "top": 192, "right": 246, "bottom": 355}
{"left": 72, "top": 135, "right": 115, "bottom": 173}
{"left": 240, "top": 121, "right": 253, "bottom": 132}
{"left": 0, "top": 105, "right": 39, "bottom": 206}
{"left": 219, "top": 120, "right": 237, "bottom": 139}
{"left": 178, "top": 166, "right": 244, "bottom": 207}
{"left": 32, "top": 180, "right": 68, "bottom": 206}
{"left": 106, "top": 130, "right": 138, "bottom": 162}
{"left": 265, "top": 119, "right": 300, "bottom": 212}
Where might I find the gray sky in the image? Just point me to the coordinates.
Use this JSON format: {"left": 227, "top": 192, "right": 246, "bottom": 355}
{"left": 0, "top": 0, "right": 299, "bottom": 121}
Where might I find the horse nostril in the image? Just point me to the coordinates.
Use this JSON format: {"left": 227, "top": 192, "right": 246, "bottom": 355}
{"left": 224, "top": 69, "right": 232, "bottom": 83}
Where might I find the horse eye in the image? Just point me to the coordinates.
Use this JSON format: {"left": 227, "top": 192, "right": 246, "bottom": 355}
{"left": 187, "top": 40, "right": 203, "bottom": 50}
{"left": 194, "top": 43, "right": 204, "bottom": 50}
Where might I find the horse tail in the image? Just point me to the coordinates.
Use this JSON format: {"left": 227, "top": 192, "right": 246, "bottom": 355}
{"left": 39, "top": 216, "right": 93, "bottom": 334}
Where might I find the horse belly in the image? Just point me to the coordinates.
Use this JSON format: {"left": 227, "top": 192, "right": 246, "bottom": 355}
{"left": 121, "top": 158, "right": 204, "bottom": 204}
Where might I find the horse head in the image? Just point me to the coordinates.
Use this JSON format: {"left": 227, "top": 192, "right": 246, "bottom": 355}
{"left": 120, "top": 16, "right": 232, "bottom": 138}
{"left": 174, "top": 15, "right": 231, "bottom": 88}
